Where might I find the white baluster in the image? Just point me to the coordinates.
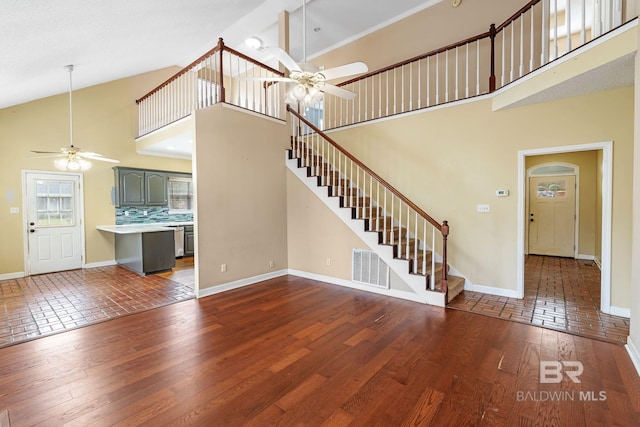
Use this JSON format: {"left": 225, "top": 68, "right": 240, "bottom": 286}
{"left": 417, "top": 60, "right": 421, "bottom": 109}
{"left": 422, "top": 219, "right": 427, "bottom": 277}
{"left": 445, "top": 50, "right": 449, "bottom": 103}
{"left": 435, "top": 54, "right": 439, "bottom": 105}
{"left": 510, "top": 22, "right": 515, "bottom": 82}
{"left": 455, "top": 46, "right": 459, "bottom": 100}
{"left": 501, "top": 29, "right": 506, "bottom": 86}
{"left": 520, "top": 14, "right": 524, "bottom": 77}
{"left": 476, "top": 40, "right": 480, "bottom": 95}
{"left": 414, "top": 212, "right": 418, "bottom": 273}
{"left": 409, "top": 62, "right": 413, "bottom": 111}
{"left": 427, "top": 56, "right": 431, "bottom": 106}
{"left": 431, "top": 227, "right": 436, "bottom": 290}
{"left": 465, "top": 43, "right": 469, "bottom": 98}
{"left": 566, "top": 0, "right": 572, "bottom": 53}
{"left": 530, "top": 8, "right": 535, "bottom": 72}
{"left": 581, "top": 0, "right": 586, "bottom": 45}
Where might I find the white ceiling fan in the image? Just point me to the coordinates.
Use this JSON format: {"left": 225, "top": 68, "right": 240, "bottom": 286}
{"left": 258, "top": 0, "right": 368, "bottom": 104}
{"left": 30, "top": 65, "right": 119, "bottom": 171}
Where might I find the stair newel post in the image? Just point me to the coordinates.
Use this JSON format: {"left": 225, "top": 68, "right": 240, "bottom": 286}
{"left": 441, "top": 220, "right": 449, "bottom": 296}
{"left": 217, "top": 38, "right": 226, "bottom": 103}
{"left": 489, "top": 24, "right": 497, "bottom": 93}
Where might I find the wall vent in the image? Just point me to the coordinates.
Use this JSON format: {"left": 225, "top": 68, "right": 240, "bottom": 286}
{"left": 352, "top": 249, "right": 390, "bottom": 289}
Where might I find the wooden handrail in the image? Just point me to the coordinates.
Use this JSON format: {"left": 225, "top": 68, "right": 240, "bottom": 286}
{"left": 287, "top": 104, "right": 443, "bottom": 233}
{"left": 136, "top": 38, "right": 285, "bottom": 104}
{"left": 337, "top": 0, "right": 541, "bottom": 91}
{"left": 338, "top": 30, "right": 492, "bottom": 87}
{"left": 495, "top": 0, "right": 540, "bottom": 32}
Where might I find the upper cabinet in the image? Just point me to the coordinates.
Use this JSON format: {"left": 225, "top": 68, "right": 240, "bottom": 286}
{"left": 114, "top": 167, "right": 180, "bottom": 207}
{"left": 144, "top": 171, "right": 167, "bottom": 206}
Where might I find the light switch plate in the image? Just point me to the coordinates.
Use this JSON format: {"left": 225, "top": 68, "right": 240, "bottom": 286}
{"left": 9, "top": 207, "right": 19, "bottom": 214}
{"left": 477, "top": 204, "right": 490, "bottom": 213}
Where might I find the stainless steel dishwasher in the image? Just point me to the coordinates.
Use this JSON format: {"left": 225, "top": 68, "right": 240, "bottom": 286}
{"left": 172, "top": 226, "right": 185, "bottom": 257}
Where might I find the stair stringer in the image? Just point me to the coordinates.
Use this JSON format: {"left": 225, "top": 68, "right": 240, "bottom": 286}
{"left": 286, "top": 153, "right": 446, "bottom": 307}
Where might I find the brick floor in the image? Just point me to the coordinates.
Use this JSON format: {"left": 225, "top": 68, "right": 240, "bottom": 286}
{"left": 447, "top": 255, "right": 629, "bottom": 344}
{"left": 0, "top": 264, "right": 194, "bottom": 349}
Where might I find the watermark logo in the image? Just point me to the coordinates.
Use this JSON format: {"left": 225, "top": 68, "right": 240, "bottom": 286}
{"left": 540, "top": 361, "right": 583, "bottom": 383}
{"left": 515, "top": 360, "right": 607, "bottom": 402}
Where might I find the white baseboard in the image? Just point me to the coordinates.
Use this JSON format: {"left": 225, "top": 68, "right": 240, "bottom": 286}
{"left": 83, "top": 260, "right": 117, "bottom": 269}
{"left": 609, "top": 306, "right": 631, "bottom": 318}
{"left": 576, "top": 254, "right": 595, "bottom": 261}
{"left": 197, "top": 269, "right": 288, "bottom": 298}
{"left": 625, "top": 336, "right": 640, "bottom": 378}
{"left": 0, "top": 271, "right": 25, "bottom": 280}
{"left": 287, "top": 269, "right": 426, "bottom": 304}
{"left": 464, "top": 280, "right": 520, "bottom": 298}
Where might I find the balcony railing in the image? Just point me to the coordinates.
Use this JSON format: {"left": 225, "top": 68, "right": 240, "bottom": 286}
{"left": 317, "top": 0, "right": 624, "bottom": 130}
{"left": 136, "top": 38, "right": 285, "bottom": 136}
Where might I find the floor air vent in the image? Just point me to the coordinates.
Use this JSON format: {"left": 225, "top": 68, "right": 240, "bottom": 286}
{"left": 352, "top": 249, "right": 390, "bottom": 289}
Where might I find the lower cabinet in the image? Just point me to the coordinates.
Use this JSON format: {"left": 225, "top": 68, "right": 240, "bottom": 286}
{"left": 184, "top": 225, "right": 195, "bottom": 256}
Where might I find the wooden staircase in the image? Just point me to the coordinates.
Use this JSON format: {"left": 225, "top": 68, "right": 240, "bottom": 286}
{"left": 286, "top": 133, "right": 465, "bottom": 307}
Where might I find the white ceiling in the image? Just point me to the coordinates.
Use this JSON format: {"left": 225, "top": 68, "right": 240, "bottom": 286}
{"left": 0, "top": 0, "right": 439, "bottom": 110}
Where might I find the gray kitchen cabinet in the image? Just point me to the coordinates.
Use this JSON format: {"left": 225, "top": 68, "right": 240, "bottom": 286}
{"left": 145, "top": 171, "right": 167, "bottom": 206}
{"left": 113, "top": 167, "right": 168, "bottom": 207}
{"left": 117, "top": 168, "right": 145, "bottom": 206}
{"left": 184, "top": 225, "right": 195, "bottom": 256}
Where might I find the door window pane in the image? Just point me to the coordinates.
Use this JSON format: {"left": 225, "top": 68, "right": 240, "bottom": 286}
{"left": 35, "top": 179, "right": 75, "bottom": 226}
{"left": 536, "top": 180, "right": 567, "bottom": 198}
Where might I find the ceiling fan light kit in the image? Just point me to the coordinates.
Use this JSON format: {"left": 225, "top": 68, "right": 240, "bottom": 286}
{"left": 262, "top": 0, "right": 368, "bottom": 107}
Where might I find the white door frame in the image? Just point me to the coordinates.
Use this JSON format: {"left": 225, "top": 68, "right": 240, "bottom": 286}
{"left": 517, "top": 141, "right": 613, "bottom": 313}
{"left": 21, "top": 169, "right": 87, "bottom": 276}
{"left": 525, "top": 163, "right": 580, "bottom": 258}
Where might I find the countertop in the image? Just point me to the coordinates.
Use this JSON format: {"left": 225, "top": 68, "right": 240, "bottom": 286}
{"left": 96, "top": 222, "right": 193, "bottom": 234}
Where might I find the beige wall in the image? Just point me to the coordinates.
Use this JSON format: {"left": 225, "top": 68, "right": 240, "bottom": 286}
{"left": 312, "top": 0, "right": 525, "bottom": 73}
{"left": 320, "top": 86, "right": 633, "bottom": 309}
{"left": 525, "top": 151, "right": 599, "bottom": 257}
{"left": 0, "top": 67, "right": 191, "bottom": 275}
{"left": 287, "top": 170, "right": 367, "bottom": 279}
{"left": 193, "top": 105, "right": 289, "bottom": 292}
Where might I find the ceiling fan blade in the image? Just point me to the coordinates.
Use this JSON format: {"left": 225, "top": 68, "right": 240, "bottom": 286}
{"left": 28, "top": 154, "right": 66, "bottom": 159}
{"left": 265, "top": 47, "right": 302, "bottom": 73}
{"left": 31, "top": 150, "right": 62, "bottom": 154}
{"left": 78, "top": 152, "right": 120, "bottom": 163}
{"left": 319, "top": 62, "right": 368, "bottom": 81}
{"left": 320, "top": 83, "right": 356, "bottom": 100}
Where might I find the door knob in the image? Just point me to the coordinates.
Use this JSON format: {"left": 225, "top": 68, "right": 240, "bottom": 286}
{"left": 30, "top": 229, "right": 35, "bottom": 233}
{"left": 530, "top": 218, "right": 534, "bottom": 222}
{"left": 30, "top": 222, "right": 35, "bottom": 226}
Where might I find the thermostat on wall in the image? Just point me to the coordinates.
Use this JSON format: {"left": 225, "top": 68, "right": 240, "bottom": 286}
{"left": 496, "top": 189, "right": 509, "bottom": 197}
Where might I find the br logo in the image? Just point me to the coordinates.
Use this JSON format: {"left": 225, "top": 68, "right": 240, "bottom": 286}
{"left": 539, "top": 361, "right": 584, "bottom": 383}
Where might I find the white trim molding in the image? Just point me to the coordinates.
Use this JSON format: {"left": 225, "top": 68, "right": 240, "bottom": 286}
{"left": 625, "top": 337, "right": 640, "bottom": 377}
{"left": 464, "top": 280, "right": 520, "bottom": 298}
{"left": 84, "top": 260, "right": 117, "bottom": 269}
{"left": 609, "top": 306, "right": 631, "bottom": 319}
{"left": 0, "top": 272, "right": 25, "bottom": 280}
{"left": 197, "top": 269, "right": 288, "bottom": 298}
{"left": 288, "top": 269, "right": 426, "bottom": 304}
{"left": 517, "top": 142, "right": 613, "bottom": 312}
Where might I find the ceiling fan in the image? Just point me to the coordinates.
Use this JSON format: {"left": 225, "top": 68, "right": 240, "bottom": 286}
{"left": 257, "top": 0, "right": 368, "bottom": 104}
{"left": 30, "top": 65, "right": 119, "bottom": 171}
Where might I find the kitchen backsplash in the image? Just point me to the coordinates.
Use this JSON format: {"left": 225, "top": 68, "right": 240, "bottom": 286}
{"left": 115, "top": 207, "right": 193, "bottom": 225}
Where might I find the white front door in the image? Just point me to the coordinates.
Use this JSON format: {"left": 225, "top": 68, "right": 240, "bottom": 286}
{"left": 24, "top": 172, "right": 83, "bottom": 275}
{"left": 528, "top": 175, "right": 576, "bottom": 257}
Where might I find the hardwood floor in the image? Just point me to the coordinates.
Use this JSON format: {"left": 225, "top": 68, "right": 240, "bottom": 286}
{"left": 448, "top": 255, "right": 629, "bottom": 344}
{"left": 0, "top": 275, "right": 638, "bottom": 426}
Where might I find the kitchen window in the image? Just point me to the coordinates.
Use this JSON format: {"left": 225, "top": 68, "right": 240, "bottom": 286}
{"left": 168, "top": 176, "right": 193, "bottom": 213}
